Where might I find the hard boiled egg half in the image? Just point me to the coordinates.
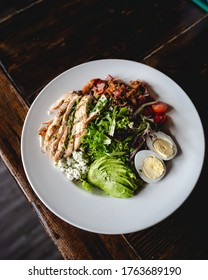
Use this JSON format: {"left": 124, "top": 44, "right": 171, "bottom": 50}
{"left": 134, "top": 150, "right": 166, "bottom": 183}
{"left": 146, "top": 131, "right": 177, "bottom": 160}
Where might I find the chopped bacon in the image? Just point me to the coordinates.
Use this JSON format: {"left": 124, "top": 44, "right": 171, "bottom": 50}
{"left": 81, "top": 76, "right": 153, "bottom": 107}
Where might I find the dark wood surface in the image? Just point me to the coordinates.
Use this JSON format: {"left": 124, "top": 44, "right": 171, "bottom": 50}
{"left": 0, "top": 0, "right": 207, "bottom": 259}
{"left": 0, "top": 157, "right": 63, "bottom": 259}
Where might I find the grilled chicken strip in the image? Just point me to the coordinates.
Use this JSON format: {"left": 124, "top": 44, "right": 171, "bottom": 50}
{"left": 38, "top": 119, "right": 53, "bottom": 149}
{"left": 85, "top": 94, "right": 107, "bottom": 124}
{"left": 49, "top": 124, "right": 65, "bottom": 157}
{"left": 64, "top": 138, "right": 74, "bottom": 158}
{"left": 38, "top": 119, "right": 53, "bottom": 137}
{"left": 43, "top": 92, "right": 80, "bottom": 151}
{"left": 48, "top": 92, "right": 72, "bottom": 114}
{"left": 62, "top": 93, "right": 80, "bottom": 124}
{"left": 49, "top": 93, "right": 80, "bottom": 157}
{"left": 64, "top": 94, "right": 92, "bottom": 156}
{"left": 53, "top": 125, "right": 69, "bottom": 163}
{"left": 73, "top": 94, "right": 93, "bottom": 150}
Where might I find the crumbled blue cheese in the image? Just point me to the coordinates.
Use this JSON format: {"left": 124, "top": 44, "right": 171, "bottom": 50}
{"left": 57, "top": 150, "right": 89, "bottom": 181}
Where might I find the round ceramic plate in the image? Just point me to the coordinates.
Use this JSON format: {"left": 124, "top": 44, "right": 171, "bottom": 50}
{"left": 21, "top": 59, "right": 205, "bottom": 234}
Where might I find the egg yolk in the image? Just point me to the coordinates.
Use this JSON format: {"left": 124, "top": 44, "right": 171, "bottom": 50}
{"left": 142, "top": 156, "right": 165, "bottom": 179}
{"left": 153, "top": 138, "right": 174, "bottom": 158}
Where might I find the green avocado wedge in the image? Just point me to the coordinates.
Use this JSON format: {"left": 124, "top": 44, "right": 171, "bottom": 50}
{"left": 86, "top": 154, "right": 143, "bottom": 198}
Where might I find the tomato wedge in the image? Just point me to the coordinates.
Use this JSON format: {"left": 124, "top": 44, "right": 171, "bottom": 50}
{"left": 154, "top": 114, "right": 167, "bottom": 124}
{"left": 152, "top": 102, "right": 168, "bottom": 114}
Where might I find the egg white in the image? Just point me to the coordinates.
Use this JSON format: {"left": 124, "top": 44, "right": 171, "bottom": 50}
{"left": 134, "top": 150, "right": 166, "bottom": 184}
{"left": 146, "top": 131, "right": 177, "bottom": 160}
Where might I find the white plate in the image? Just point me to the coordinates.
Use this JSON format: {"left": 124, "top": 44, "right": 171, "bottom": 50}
{"left": 21, "top": 59, "right": 205, "bottom": 234}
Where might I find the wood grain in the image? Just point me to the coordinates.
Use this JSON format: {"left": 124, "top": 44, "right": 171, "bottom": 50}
{"left": 0, "top": 158, "right": 62, "bottom": 260}
{"left": 0, "top": 0, "right": 205, "bottom": 104}
{"left": 0, "top": 0, "right": 42, "bottom": 22}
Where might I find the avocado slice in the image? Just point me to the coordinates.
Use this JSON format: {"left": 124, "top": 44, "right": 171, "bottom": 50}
{"left": 102, "top": 164, "right": 137, "bottom": 190}
{"left": 87, "top": 155, "right": 142, "bottom": 198}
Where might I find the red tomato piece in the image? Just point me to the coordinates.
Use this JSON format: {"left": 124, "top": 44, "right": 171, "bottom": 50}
{"left": 152, "top": 102, "right": 168, "bottom": 114}
{"left": 153, "top": 114, "right": 167, "bottom": 124}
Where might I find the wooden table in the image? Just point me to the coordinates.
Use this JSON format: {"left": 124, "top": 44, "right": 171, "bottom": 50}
{"left": 0, "top": 0, "right": 208, "bottom": 260}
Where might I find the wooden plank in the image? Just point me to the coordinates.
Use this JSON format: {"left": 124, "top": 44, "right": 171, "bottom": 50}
{"left": 0, "top": 156, "right": 62, "bottom": 260}
{"left": 0, "top": 0, "right": 205, "bottom": 104}
{"left": 124, "top": 15, "right": 208, "bottom": 260}
{"left": 0, "top": 69, "right": 139, "bottom": 259}
{"left": 0, "top": 0, "right": 43, "bottom": 23}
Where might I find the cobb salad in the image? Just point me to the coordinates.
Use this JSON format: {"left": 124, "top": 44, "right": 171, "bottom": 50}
{"left": 38, "top": 75, "right": 177, "bottom": 198}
